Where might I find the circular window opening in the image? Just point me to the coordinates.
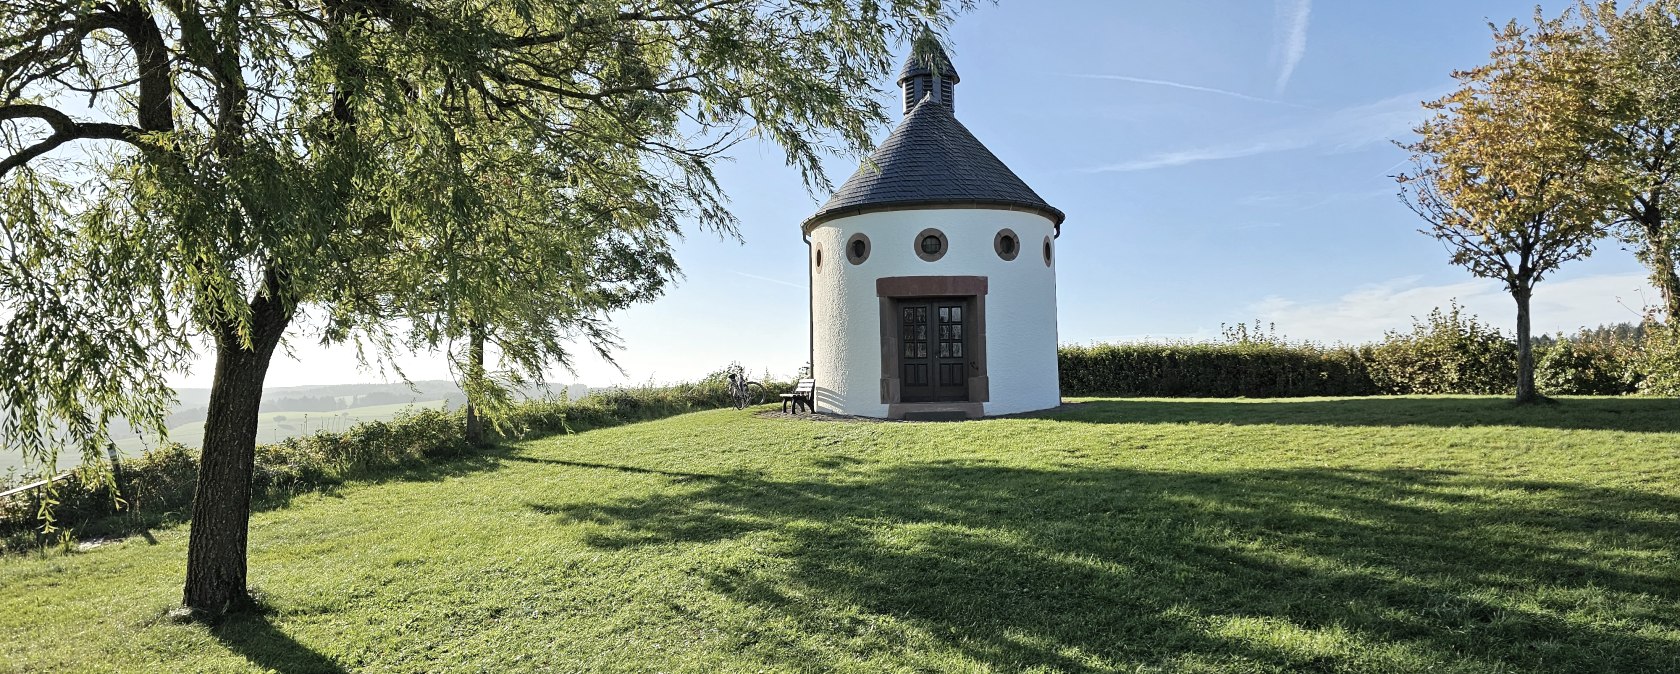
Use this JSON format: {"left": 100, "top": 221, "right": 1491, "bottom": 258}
{"left": 814, "top": 246, "right": 823, "bottom": 272}
{"left": 845, "top": 233, "right": 871, "bottom": 265}
{"left": 914, "top": 228, "right": 948, "bottom": 262}
{"left": 1043, "top": 236, "right": 1054, "bottom": 267}
{"left": 994, "top": 228, "right": 1020, "bottom": 261}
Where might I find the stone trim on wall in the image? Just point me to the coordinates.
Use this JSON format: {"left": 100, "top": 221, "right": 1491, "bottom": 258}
{"left": 886, "top": 401, "right": 984, "bottom": 420}
{"left": 994, "top": 228, "right": 1020, "bottom": 261}
{"left": 913, "top": 228, "right": 949, "bottom": 262}
{"left": 846, "top": 232, "right": 872, "bottom": 265}
{"left": 876, "top": 275, "right": 988, "bottom": 297}
{"left": 876, "top": 275, "right": 989, "bottom": 405}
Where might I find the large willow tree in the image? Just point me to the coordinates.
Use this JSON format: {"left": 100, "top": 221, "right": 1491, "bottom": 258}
{"left": 1, "top": 0, "right": 967, "bottom": 615}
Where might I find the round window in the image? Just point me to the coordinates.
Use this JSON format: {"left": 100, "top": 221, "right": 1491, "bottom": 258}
{"left": 914, "top": 228, "right": 948, "bottom": 262}
{"left": 845, "top": 233, "right": 871, "bottom": 265}
{"left": 994, "top": 228, "right": 1020, "bottom": 261}
{"left": 1043, "top": 236, "right": 1054, "bottom": 267}
{"left": 814, "top": 246, "right": 823, "bottom": 272}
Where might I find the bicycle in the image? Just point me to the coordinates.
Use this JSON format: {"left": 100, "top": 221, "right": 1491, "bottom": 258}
{"left": 725, "top": 366, "right": 768, "bottom": 409}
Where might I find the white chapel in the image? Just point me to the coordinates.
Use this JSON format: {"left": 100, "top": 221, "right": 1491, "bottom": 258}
{"left": 802, "top": 39, "right": 1065, "bottom": 420}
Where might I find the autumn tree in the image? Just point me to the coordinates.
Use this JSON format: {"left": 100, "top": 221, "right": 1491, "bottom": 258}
{"left": 1400, "top": 11, "right": 1612, "bottom": 403}
{"left": 1, "top": 0, "right": 968, "bottom": 615}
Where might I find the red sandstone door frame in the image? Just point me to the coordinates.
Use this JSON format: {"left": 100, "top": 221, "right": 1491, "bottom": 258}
{"left": 877, "top": 276, "right": 989, "bottom": 407}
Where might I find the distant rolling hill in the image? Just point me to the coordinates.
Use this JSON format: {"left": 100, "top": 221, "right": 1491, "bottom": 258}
{"left": 3, "top": 380, "right": 588, "bottom": 475}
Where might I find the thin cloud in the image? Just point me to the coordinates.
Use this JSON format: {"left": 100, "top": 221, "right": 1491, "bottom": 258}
{"left": 1084, "top": 140, "right": 1310, "bottom": 173}
{"left": 1065, "top": 74, "right": 1305, "bottom": 107}
{"left": 1273, "top": 0, "right": 1312, "bottom": 94}
{"left": 1250, "top": 273, "right": 1652, "bottom": 344}
{"left": 1081, "top": 87, "right": 1438, "bottom": 173}
{"left": 730, "top": 270, "right": 805, "bottom": 290}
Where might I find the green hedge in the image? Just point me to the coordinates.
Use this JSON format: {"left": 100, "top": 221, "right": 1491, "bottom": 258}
{"left": 1060, "top": 310, "right": 1658, "bottom": 399}
{"left": 1366, "top": 305, "right": 1517, "bottom": 395}
{"left": 1, "top": 377, "right": 790, "bottom": 551}
{"left": 1058, "top": 342, "right": 1375, "bottom": 397}
{"left": 1536, "top": 339, "right": 1639, "bottom": 396}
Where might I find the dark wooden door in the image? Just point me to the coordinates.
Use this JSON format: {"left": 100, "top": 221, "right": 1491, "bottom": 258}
{"left": 898, "top": 299, "right": 969, "bottom": 402}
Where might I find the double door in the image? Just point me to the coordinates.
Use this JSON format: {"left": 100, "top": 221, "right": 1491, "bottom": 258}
{"left": 897, "top": 298, "right": 970, "bottom": 402}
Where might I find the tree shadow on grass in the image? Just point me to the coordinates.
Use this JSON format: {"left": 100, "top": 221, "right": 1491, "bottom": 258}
{"left": 531, "top": 462, "right": 1680, "bottom": 672}
{"left": 1039, "top": 397, "right": 1680, "bottom": 432}
{"left": 17, "top": 401, "right": 719, "bottom": 551}
{"left": 213, "top": 610, "right": 345, "bottom": 674}
{"left": 503, "top": 454, "right": 722, "bottom": 482}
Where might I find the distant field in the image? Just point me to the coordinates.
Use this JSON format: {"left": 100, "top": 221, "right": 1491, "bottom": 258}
{"left": 1, "top": 400, "right": 451, "bottom": 475}
{"left": 154, "top": 399, "right": 455, "bottom": 448}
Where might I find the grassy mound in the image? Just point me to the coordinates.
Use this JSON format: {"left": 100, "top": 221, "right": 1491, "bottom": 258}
{"left": 3, "top": 397, "right": 1679, "bottom": 673}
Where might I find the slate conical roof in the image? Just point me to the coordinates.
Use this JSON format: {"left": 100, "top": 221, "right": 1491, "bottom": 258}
{"left": 802, "top": 95, "right": 1065, "bottom": 231}
{"left": 897, "top": 39, "right": 959, "bottom": 85}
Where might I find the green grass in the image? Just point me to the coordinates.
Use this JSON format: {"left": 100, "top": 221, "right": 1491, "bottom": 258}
{"left": 3, "top": 396, "right": 1679, "bottom": 673}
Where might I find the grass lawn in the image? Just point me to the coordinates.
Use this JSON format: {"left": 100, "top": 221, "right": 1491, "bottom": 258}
{"left": 2, "top": 396, "right": 1679, "bottom": 673}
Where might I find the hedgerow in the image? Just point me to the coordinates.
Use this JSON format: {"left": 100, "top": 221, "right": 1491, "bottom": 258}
{"left": 1, "top": 376, "right": 790, "bottom": 551}
{"left": 1060, "top": 311, "right": 1666, "bottom": 400}
{"left": 1057, "top": 342, "right": 1375, "bottom": 397}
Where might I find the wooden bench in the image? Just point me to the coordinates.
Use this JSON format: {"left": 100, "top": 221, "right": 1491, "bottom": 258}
{"left": 780, "top": 378, "right": 815, "bottom": 414}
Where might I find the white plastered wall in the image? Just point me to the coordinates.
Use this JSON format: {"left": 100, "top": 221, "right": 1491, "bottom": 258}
{"left": 809, "top": 207, "right": 1060, "bottom": 417}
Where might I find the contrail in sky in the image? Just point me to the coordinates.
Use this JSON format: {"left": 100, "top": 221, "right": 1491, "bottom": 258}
{"left": 1067, "top": 74, "right": 1302, "bottom": 106}
{"left": 1274, "top": 0, "right": 1312, "bottom": 94}
{"left": 730, "top": 270, "right": 805, "bottom": 290}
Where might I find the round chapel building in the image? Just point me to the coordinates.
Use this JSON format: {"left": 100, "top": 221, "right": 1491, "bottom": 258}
{"left": 804, "top": 43, "right": 1064, "bottom": 419}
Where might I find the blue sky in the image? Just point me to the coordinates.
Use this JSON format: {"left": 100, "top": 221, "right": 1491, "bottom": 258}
{"left": 185, "top": 0, "right": 1659, "bottom": 389}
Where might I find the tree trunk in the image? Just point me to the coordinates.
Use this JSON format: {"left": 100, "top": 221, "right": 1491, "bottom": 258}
{"left": 1643, "top": 211, "right": 1680, "bottom": 323}
{"left": 1514, "top": 285, "right": 1539, "bottom": 404}
{"left": 464, "top": 321, "right": 487, "bottom": 447}
{"left": 182, "top": 286, "right": 291, "bottom": 615}
{"left": 106, "top": 443, "right": 128, "bottom": 511}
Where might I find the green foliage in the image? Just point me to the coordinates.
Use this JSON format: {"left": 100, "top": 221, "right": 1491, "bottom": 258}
{"left": 1059, "top": 325, "right": 1375, "bottom": 398}
{"left": 4, "top": 0, "right": 976, "bottom": 607}
{"left": 1060, "top": 308, "right": 1541, "bottom": 398}
{"left": 1058, "top": 313, "right": 1680, "bottom": 399}
{"left": 1634, "top": 324, "right": 1680, "bottom": 395}
{"left": 1536, "top": 332, "right": 1640, "bottom": 395}
{"left": 1577, "top": 0, "right": 1680, "bottom": 321}
{"left": 1368, "top": 303, "right": 1519, "bottom": 395}
{"left": 0, "top": 0, "right": 971, "bottom": 485}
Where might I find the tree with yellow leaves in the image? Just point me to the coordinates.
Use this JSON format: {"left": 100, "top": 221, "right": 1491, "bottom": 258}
{"left": 1400, "top": 10, "right": 1614, "bottom": 403}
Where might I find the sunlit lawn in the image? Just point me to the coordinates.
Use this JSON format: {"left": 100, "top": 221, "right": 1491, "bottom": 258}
{"left": 3, "top": 397, "right": 1679, "bottom": 673}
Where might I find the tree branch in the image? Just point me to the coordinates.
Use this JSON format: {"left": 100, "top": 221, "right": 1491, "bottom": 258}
{"left": 0, "top": 104, "right": 148, "bottom": 177}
